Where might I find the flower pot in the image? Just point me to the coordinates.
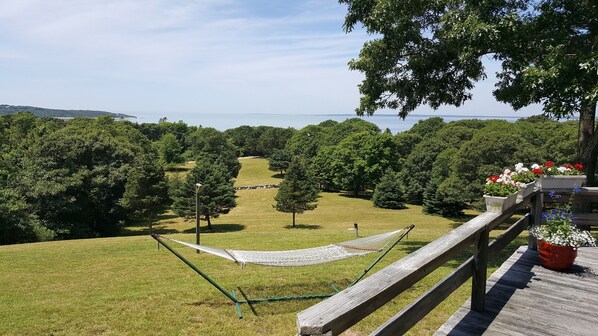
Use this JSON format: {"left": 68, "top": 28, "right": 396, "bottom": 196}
{"left": 537, "top": 240, "right": 577, "bottom": 271}
{"left": 484, "top": 193, "right": 518, "bottom": 213}
{"left": 516, "top": 182, "right": 536, "bottom": 203}
{"left": 535, "top": 175, "right": 586, "bottom": 190}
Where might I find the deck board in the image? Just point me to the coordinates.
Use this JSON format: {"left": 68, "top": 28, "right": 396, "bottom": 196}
{"left": 435, "top": 246, "right": 598, "bottom": 336}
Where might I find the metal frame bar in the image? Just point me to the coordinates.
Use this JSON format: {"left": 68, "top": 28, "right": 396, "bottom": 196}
{"left": 151, "top": 225, "right": 414, "bottom": 318}
{"left": 349, "top": 224, "right": 415, "bottom": 287}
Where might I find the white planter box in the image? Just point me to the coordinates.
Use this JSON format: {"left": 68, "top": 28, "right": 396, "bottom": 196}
{"left": 484, "top": 193, "right": 518, "bottom": 213}
{"left": 517, "top": 182, "right": 536, "bottom": 203}
{"left": 535, "top": 175, "right": 586, "bottom": 190}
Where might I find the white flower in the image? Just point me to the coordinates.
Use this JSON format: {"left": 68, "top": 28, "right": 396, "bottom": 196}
{"left": 515, "top": 163, "right": 525, "bottom": 172}
{"left": 531, "top": 163, "right": 540, "bottom": 169}
{"left": 557, "top": 166, "right": 568, "bottom": 173}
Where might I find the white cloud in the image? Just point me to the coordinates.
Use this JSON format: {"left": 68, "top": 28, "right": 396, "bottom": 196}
{"left": 0, "top": 0, "right": 540, "bottom": 118}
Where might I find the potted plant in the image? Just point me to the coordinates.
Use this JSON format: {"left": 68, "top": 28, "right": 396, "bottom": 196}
{"left": 530, "top": 191, "right": 596, "bottom": 271}
{"left": 483, "top": 170, "right": 520, "bottom": 213}
{"left": 533, "top": 161, "right": 586, "bottom": 190}
{"left": 512, "top": 163, "right": 537, "bottom": 202}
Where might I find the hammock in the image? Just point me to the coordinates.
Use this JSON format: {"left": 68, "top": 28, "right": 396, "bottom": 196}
{"left": 156, "top": 228, "right": 407, "bottom": 267}
{"left": 151, "top": 224, "right": 414, "bottom": 318}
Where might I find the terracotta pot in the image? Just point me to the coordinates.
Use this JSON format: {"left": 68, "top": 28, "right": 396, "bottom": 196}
{"left": 537, "top": 240, "right": 577, "bottom": 271}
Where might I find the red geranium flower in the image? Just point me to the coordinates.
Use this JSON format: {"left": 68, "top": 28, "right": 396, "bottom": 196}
{"left": 488, "top": 175, "right": 499, "bottom": 183}
{"left": 564, "top": 164, "right": 572, "bottom": 169}
{"left": 574, "top": 163, "right": 583, "bottom": 171}
{"left": 545, "top": 161, "right": 554, "bottom": 168}
{"left": 532, "top": 168, "right": 543, "bottom": 175}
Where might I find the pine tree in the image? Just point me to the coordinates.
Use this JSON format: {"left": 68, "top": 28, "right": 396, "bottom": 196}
{"left": 372, "top": 170, "right": 406, "bottom": 209}
{"left": 121, "top": 155, "right": 170, "bottom": 232}
{"left": 274, "top": 158, "right": 319, "bottom": 227}
{"left": 422, "top": 149, "right": 466, "bottom": 217}
{"left": 268, "top": 149, "right": 292, "bottom": 175}
{"left": 171, "top": 160, "right": 236, "bottom": 230}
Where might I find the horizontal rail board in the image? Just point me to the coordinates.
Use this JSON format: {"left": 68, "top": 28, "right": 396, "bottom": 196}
{"left": 296, "top": 193, "right": 537, "bottom": 336}
{"left": 371, "top": 215, "right": 530, "bottom": 336}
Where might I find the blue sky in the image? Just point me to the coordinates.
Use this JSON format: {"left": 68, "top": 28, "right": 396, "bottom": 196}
{"left": 0, "top": 0, "right": 541, "bottom": 119}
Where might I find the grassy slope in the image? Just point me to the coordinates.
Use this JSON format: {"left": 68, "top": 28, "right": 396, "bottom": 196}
{"left": 0, "top": 158, "right": 526, "bottom": 336}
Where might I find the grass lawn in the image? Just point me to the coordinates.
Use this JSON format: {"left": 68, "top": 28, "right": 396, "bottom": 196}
{"left": 0, "top": 158, "right": 528, "bottom": 335}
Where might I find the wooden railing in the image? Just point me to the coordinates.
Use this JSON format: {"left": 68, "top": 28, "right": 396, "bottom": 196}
{"left": 297, "top": 187, "right": 598, "bottom": 336}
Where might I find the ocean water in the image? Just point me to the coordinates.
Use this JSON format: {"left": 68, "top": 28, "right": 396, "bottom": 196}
{"left": 129, "top": 112, "right": 525, "bottom": 134}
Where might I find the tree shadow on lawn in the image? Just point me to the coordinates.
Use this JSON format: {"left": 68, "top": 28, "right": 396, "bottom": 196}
{"left": 181, "top": 223, "right": 246, "bottom": 233}
{"left": 339, "top": 193, "right": 373, "bottom": 201}
{"left": 120, "top": 226, "right": 181, "bottom": 236}
{"left": 165, "top": 166, "right": 192, "bottom": 173}
{"left": 121, "top": 223, "right": 246, "bottom": 236}
{"left": 124, "top": 213, "right": 180, "bottom": 228}
{"left": 283, "top": 224, "right": 322, "bottom": 230}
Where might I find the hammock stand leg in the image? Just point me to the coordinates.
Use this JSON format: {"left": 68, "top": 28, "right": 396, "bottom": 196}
{"left": 348, "top": 224, "right": 415, "bottom": 287}
{"left": 151, "top": 234, "right": 239, "bottom": 305}
{"left": 230, "top": 289, "right": 243, "bottom": 319}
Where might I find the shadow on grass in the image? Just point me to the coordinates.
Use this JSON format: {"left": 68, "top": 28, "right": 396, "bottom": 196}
{"left": 339, "top": 193, "right": 373, "bottom": 200}
{"left": 120, "top": 226, "right": 181, "bottom": 236}
{"left": 181, "top": 223, "right": 246, "bottom": 233}
{"left": 284, "top": 224, "right": 322, "bottom": 230}
{"left": 165, "top": 166, "right": 192, "bottom": 173}
{"left": 121, "top": 223, "right": 246, "bottom": 236}
{"left": 271, "top": 173, "right": 284, "bottom": 179}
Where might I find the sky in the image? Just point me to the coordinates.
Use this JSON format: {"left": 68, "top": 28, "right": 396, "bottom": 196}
{"left": 0, "top": 0, "right": 542, "bottom": 120}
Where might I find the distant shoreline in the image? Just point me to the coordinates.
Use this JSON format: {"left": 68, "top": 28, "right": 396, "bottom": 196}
{"left": 0, "top": 104, "right": 135, "bottom": 119}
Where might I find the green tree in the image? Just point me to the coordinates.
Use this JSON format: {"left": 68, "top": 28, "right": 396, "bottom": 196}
{"left": 268, "top": 149, "right": 292, "bottom": 175}
{"left": 14, "top": 117, "right": 152, "bottom": 238}
{"left": 0, "top": 188, "right": 54, "bottom": 245}
{"left": 372, "top": 170, "right": 406, "bottom": 209}
{"left": 120, "top": 155, "right": 170, "bottom": 232}
{"left": 423, "top": 149, "right": 466, "bottom": 217}
{"left": 330, "top": 132, "right": 400, "bottom": 195}
{"left": 225, "top": 125, "right": 259, "bottom": 156}
{"left": 273, "top": 158, "right": 319, "bottom": 227}
{"left": 257, "top": 127, "right": 296, "bottom": 157}
{"left": 321, "top": 118, "right": 381, "bottom": 146}
{"left": 341, "top": 0, "right": 598, "bottom": 184}
{"left": 451, "top": 130, "right": 540, "bottom": 204}
{"left": 157, "top": 133, "right": 184, "bottom": 165}
{"left": 186, "top": 127, "right": 241, "bottom": 177}
{"left": 285, "top": 125, "right": 326, "bottom": 160}
{"left": 171, "top": 160, "right": 236, "bottom": 230}
{"left": 401, "top": 137, "right": 450, "bottom": 204}
{"left": 310, "top": 146, "right": 339, "bottom": 191}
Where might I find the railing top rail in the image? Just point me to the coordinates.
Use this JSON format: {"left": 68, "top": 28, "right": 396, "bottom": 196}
{"left": 296, "top": 191, "right": 538, "bottom": 336}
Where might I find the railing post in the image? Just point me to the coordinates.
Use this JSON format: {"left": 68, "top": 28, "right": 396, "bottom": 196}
{"left": 471, "top": 227, "right": 488, "bottom": 312}
{"left": 528, "top": 191, "right": 543, "bottom": 251}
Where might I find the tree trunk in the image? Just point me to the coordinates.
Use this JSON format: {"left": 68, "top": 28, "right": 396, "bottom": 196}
{"left": 292, "top": 212, "right": 296, "bottom": 227}
{"left": 148, "top": 218, "right": 153, "bottom": 233}
{"left": 577, "top": 104, "right": 598, "bottom": 186}
{"left": 206, "top": 214, "right": 213, "bottom": 230}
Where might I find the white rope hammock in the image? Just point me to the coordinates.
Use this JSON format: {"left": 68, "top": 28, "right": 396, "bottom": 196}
{"left": 159, "top": 228, "right": 406, "bottom": 267}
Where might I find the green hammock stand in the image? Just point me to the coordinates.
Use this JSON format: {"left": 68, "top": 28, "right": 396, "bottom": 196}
{"left": 151, "top": 224, "right": 414, "bottom": 318}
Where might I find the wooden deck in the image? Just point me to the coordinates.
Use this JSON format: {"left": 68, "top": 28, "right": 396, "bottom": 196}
{"left": 436, "top": 246, "right": 598, "bottom": 336}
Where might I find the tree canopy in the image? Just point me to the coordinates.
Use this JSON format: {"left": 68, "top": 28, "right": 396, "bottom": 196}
{"left": 340, "top": 0, "right": 598, "bottom": 183}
